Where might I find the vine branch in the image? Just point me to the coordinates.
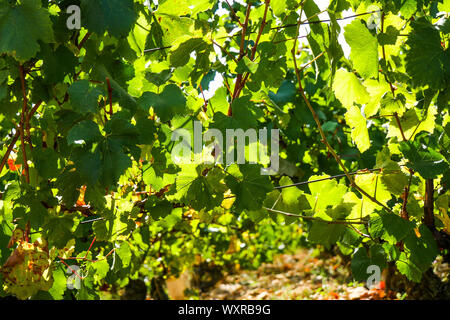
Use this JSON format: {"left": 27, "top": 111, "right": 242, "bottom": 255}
{"left": 18, "top": 65, "right": 30, "bottom": 184}
{"left": 290, "top": 15, "right": 394, "bottom": 214}
{"left": 263, "top": 207, "right": 368, "bottom": 225}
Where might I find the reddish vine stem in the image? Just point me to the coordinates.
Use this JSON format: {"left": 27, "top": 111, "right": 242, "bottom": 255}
{"left": 250, "top": 0, "right": 270, "bottom": 60}
{"left": 25, "top": 101, "right": 43, "bottom": 126}
{"left": 423, "top": 179, "right": 435, "bottom": 230}
{"left": 106, "top": 77, "right": 113, "bottom": 117}
{"left": 18, "top": 65, "right": 30, "bottom": 184}
{"left": 400, "top": 170, "right": 413, "bottom": 221}
{"left": 58, "top": 235, "right": 116, "bottom": 280}
{"left": 198, "top": 83, "right": 208, "bottom": 111}
{"left": 394, "top": 113, "right": 407, "bottom": 142}
{"left": 290, "top": 15, "right": 393, "bottom": 214}
{"left": 301, "top": 51, "right": 325, "bottom": 71}
{"left": 0, "top": 131, "right": 20, "bottom": 174}
{"left": 213, "top": 10, "right": 383, "bottom": 40}
{"left": 25, "top": 101, "right": 43, "bottom": 150}
{"left": 234, "top": 0, "right": 271, "bottom": 100}
{"left": 224, "top": 0, "right": 243, "bottom": 27}
{"left": 211, "top": 40, "right": 238, "bottom": 63}
{"left": 77, "top": 32, "right": 91, "bottom": 50}
{"left": 0, "top": 101, "right": 42, "bottom": 174}
{"left": 229, "top": 2, "right": 252, "bottom": 115}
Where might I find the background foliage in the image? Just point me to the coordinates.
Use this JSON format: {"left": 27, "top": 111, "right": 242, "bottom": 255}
{"left": 0, "top": 0, "right": 449, "bottom": 300}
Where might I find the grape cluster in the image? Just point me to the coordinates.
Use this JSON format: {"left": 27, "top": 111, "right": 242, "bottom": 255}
{"left": 1, "top": 229, "right": 54, "bottom": 300}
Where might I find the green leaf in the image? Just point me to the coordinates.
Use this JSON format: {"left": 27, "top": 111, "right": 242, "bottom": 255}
{"left": 332, "top": 69, "right": 369, "bottom": 107}
{"left": 378, "top": 162, "right": 409, "bottom": 196}
{"left": 308, "top": 222, "right": 347, "bottom": 247}
{"left": 399, "top": 141, "right": 449, "bottom": 179}
{"left": 3, "top": 181, "right": 21, "bottom": 202}
{"left": 266, "top": 176, "right": 311, "bottom": 224}
{"left": 400, "top": 0, "right": 417, "bottom": 19}
{"left": 31, "top": 147, "right": 59, "bottom": 180}
{"left": 369, "top": 211, "right": 415, "bottom": 243}
{"left": 72, "top": 150, "right": 102, "bottom": 188}
{"left": 0, "top": 0, "right": 54, "bottom": 61}
{"left": 225, "top": 164, "right": 273, "bottom": 212}
{"left": 170, "top": 38, "right": 209, "bottom": 68}
{"left": 396, "top": 252, "right": 422, "bottom": 282}
{"left": 387, "top": 106, "right": 437, "bottom": 141}
{"left": 116, "top": 242, "right": 131, "bottom": 268}
{"left": 93, "top": 220, "right": 109, "bottom": 241}
{"left": 48, "top": 268, "right": 67, "bottom": 300}
{"left": 351, "top": 245, "right": 387, "bottom": 282}
{"left": 345, "top": 105, "right": 370, "bottom": 153}
{"left": 378, "top": 25, "right": 399, "bottom": 46}
{"left": 138, "top": 84, "right": 187, "bottom": 122}
{"left": 67, "top": 120, "right": 103, "bottom": 146}
{"left": 306, "top": 175, "right": 348, "bottom": 218}
{"left": 210, "top": 96, "right": 262, "bottom": 136}
{"left": 28, "top": 199, "right": 49, "bottom": 230}
{"left": 97, "top": 137, "right": 132, "bottom": 189}
{"left": 438, "top": 0, "right": 450, "bottom": 13}
{"left": 362, "top": 78, "right": 389, "bottom": 117}
{"left": 142, "top": 148, "right": 177, "bottom": 191}
{"left": 236, "top": 56, "right": 258, "bottom": 74}
{"left": 91, "top": 259, "right": 109, "bottom": 280}
{"left": 56, "top": 170, "right": 83, "bottom": 206}
{"left": 405, "top": 18, "right": 450, "bottom": 88}
{"left": 44, "top": 216, "right": 75, "bottom": 249}
{"left": 380, "top": 92, "right": 406, "bottom": 116}
{"left": 68, "top": 80, "right": 103, "bottom": 114}
{"left": 40, "top": 45, "right": 78, "bottom": 84}
{"left": 355, "top": 173, "right": 392, "bottom": 206}
{"left": 169, "top": 165, "right": 227, "bottom": 211}
{"left": 271, "top": 0, "right": 287, "bottom": 17}
{"left": 163, "top": 208, "right": 182, "bottom": 230}
{"left": 145, "top": 69, "right": 173, "bottom": 87}
{"left": 157, "top": 0, "right": 190, "bottom": 16}
{"left": 81, "top": 0, "right": 137, "bottom": 37}
{"left": 145, "top": 198, "right": 172, "bottom": 220}
{"left": 344, "top": 20, "right": 379, "bottom": 78}
{"left": 268, "top": 80, "right": 296, "bottom": 107}
{"left": 403, "top": 224, "right": 438, "bottom": 271}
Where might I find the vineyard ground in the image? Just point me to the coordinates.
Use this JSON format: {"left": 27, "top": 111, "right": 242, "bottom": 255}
{"left": 194, "top": 249, "right": 449, "bottom": 300}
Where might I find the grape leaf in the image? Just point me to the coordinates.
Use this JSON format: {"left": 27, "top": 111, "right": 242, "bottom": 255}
{"left": 369, "top": 211, "right": 415, "bottom": 243}
{"left": 345, "top": 105, "right": 370, "bottom": 153}
{"left": 225, "top": 164, "right": 273, "bottom": 212}
{"left": 405, "top": 18, "right": 450, "bottom": 88}
{"left": 344, "top": 20, "right": 379, "bottom": 78}
{"left": 68, "top": 80, "right": 103, "bottom": 114}
{"left": 138, "top": 84, "right": 187, "bottom": 122}
{"left": 81, "top": 0, "right": 137, "bottom": 37}
{"left": 168, "top": 165, "right": 227, "bottom": 210}
{"left": 0, "top": 0, "right": 54, "bottom": 61}
{"left": 351, "top": 245, "right": 387, "bottom": 282}
{"left": 332, "top": 69, "right": 369, "bottom": 107}
{"left": 31, "top": 147, "right": 59, "bottom": 180}
{"left": 67, "top": 120, "right": 103, "bottom": 146}
{"left": 399, "top": 141, "right": 449, "bottom": 179}
{"left": 308, "top": 222, "right": 347, "bottom": 248}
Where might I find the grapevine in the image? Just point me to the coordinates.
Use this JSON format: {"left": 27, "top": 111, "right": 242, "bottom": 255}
{"left": 0, "top": 0, "right": 448, "bottom": 300}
